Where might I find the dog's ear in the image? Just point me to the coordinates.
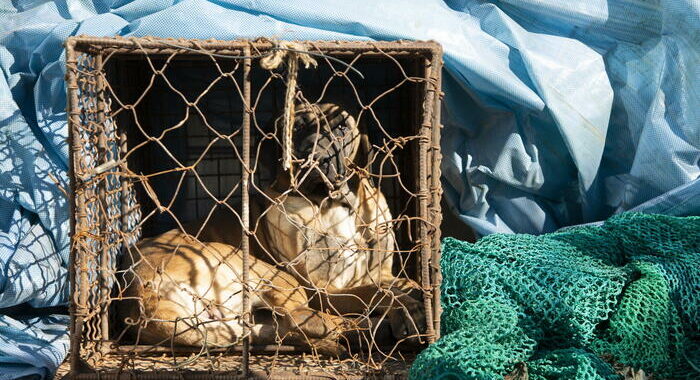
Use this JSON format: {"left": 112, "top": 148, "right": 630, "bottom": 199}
{"left": 352, "top": 130, "right": 371, "bottom": 171}
{"left": 350, "top": 115, "right": 375, "bottom": 186}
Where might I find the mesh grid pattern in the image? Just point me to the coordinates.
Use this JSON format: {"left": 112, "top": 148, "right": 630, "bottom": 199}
{"left": 410, "top": 213, "right": 700, "bottom": 380}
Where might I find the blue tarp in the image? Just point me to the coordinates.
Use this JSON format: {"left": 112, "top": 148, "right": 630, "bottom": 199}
{"left": 1, "top": 0, "right": 698, "bottom": 377}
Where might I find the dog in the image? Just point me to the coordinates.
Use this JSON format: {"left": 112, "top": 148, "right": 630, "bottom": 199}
{"left": 118, "top": 103, "right": 425, "bottom": 356}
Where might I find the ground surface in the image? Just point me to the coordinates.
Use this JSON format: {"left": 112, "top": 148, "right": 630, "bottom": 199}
{"left": 54, "top": 352, "right": 413, "bottom": 379}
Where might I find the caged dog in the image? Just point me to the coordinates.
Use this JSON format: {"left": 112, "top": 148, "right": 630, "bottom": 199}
{"left": 118, "top": 103, "right": 426, "bottom": 356}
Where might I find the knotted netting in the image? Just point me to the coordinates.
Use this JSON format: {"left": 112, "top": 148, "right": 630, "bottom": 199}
{"left": 411, "top": 212, "right": 700, "bottom": 379}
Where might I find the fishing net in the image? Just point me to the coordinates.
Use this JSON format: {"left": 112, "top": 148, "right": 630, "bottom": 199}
{"left": 410, "top": 212, "right": 700, "bottom": 379}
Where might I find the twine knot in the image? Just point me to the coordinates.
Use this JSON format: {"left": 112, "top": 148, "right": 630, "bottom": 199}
{"left": 260, "top": 41, "right": 318, "bottom": 71}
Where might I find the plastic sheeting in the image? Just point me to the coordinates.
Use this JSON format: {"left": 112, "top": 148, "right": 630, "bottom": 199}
{"left": 0, "top": 0, "right": 698, "bottom": 377}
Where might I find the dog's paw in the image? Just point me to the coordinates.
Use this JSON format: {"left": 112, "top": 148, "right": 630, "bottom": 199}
{"left": 388, "top": 298, "right": 426, "bottom": 345}
{"left": 306, "top": 338, "right": 351, "bottom": 359}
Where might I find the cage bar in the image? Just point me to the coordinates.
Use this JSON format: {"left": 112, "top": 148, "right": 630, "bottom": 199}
{"left": 240, "top": 44, "right": 252, "bottom": 377}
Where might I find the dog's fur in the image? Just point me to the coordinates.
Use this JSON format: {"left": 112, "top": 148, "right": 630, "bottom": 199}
{"left": 119, "top": 104, "right": 425, "bottom": 355}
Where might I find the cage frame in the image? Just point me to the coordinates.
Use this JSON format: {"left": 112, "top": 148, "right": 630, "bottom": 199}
{"left": 64, "top": 36, "right": 444, "bottom": 379}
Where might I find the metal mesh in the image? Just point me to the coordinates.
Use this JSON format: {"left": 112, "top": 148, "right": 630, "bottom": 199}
{"left": 66, "top": 36, "right": 443, "bottom": 379}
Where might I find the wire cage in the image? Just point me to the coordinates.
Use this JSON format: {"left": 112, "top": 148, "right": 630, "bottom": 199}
{"left": 65, "top": 36, "right": 443, "bottom": 379}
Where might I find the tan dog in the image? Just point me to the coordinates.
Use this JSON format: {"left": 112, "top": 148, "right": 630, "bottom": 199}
{"left": 119, "top": 104, "right": 425, "bottom": 355}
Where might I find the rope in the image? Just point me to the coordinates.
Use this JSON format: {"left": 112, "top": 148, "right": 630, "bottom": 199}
{"left": 260, "top": 41, "right": 318, "bottom": 174}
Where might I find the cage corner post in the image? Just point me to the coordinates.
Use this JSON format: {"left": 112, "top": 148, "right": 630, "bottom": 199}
{"left": 427, "top": 45, "right": 444, "bottom": 341}
{"left": 418, "top": 61, "right": 435, "bottom": 344}
{"left": 65, "top": 37, "right": 91, "bottom": 376}
{"left": 94, "top": 50, "right": 113, "bottom": 358}
{"left": 418, "top": 43, "right": 445, "bottom": 345}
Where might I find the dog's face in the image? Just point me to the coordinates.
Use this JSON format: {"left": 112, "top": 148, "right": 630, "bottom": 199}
{"left": 286, "top": 103, "right": 360, "bottom": 194}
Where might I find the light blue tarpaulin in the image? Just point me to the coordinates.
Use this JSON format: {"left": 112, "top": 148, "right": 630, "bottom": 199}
{"left": 1, "top": 0, "right": 698, "bottom": 377}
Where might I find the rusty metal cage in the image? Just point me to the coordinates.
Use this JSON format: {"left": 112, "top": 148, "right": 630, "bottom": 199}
{"left": 65, "top": 36, "right": 443, "bottom": 379}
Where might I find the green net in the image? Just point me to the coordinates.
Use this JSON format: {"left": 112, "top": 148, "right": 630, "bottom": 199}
{"left": 411, "top": 213, "right": 700, "bottom": 379}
